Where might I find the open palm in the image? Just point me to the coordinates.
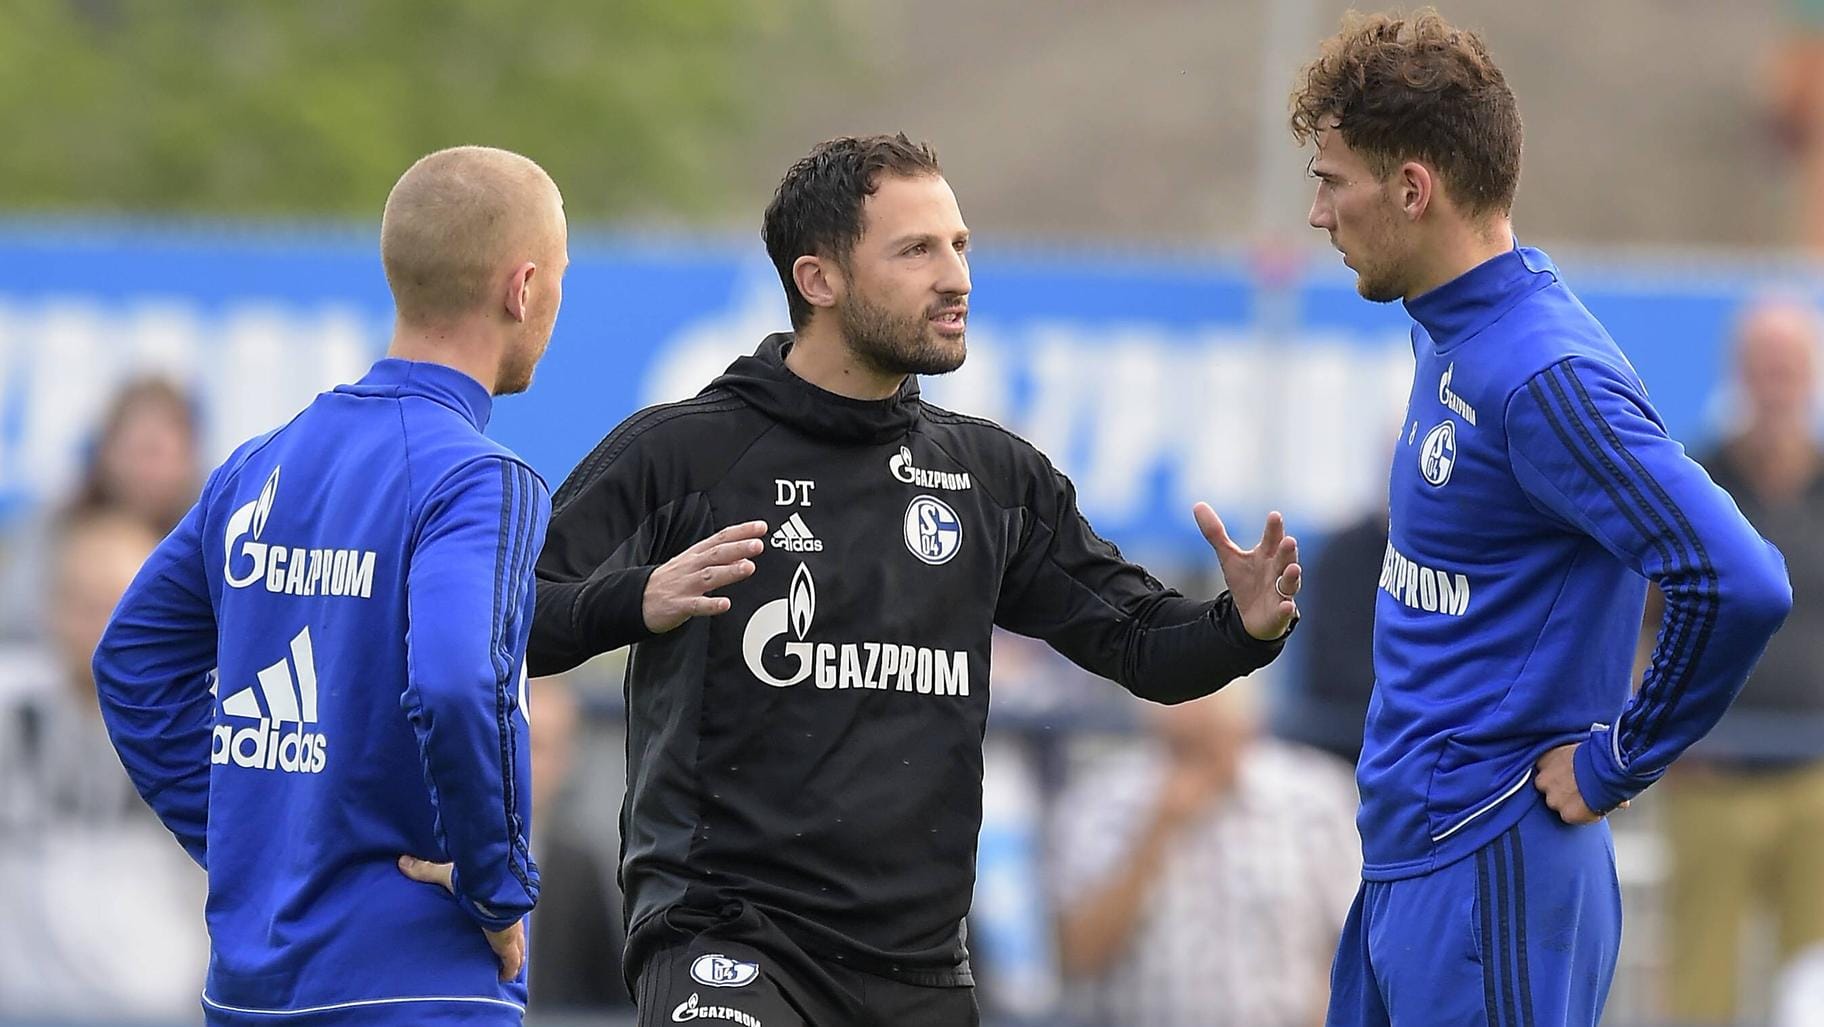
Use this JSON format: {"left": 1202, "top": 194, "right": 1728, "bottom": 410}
{"left": 1193, "top": 503, "right": 1300, "bottom": 641}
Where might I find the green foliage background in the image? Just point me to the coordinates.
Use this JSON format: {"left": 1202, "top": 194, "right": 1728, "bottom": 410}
{"left": 0, "top": 0, "right": 838, "bottom": 220}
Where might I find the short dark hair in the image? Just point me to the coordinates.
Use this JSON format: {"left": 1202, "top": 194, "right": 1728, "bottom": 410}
{"left": 1290, "top": 8, "right": 1521, "bottom": 217}
{"left": 762, "top": 134, "right": 943, "bottom": 329}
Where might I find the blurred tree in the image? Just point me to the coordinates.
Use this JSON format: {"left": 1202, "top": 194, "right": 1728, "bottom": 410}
{"left": 0, "top": 0, "right": 841, "bottom": 220}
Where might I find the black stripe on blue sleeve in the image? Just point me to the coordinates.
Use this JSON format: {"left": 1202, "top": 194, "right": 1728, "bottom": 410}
{"left": 1534, "top": 365, "right": 1716, "bottom": 762}
{"left": 1554, "top": 365, "right": 1721, "bottom": 760}
{"left": 504, "top": 462, "right": 536, "bottom": 872}
{"left": 491, "top": 459, "right": 535, "bottom": 898}
{"left": 1525, "top": 369, "right": 1706, "bottom": 756}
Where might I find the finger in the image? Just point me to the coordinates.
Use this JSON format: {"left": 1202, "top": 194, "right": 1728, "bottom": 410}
{"left": 497, "top": 930, "right": 524, "bottom": 982}
{"left": 684, "top": 520, "right": 770, "bottom": 556}
{"left": 1274, "top": 562, "right": 1302, "bottom": 599}
{"left": 1276, "top": 535, "right": 1300, "bottom": 573}
{"left": 688, "top": 560, "right": 755, "bottom": 596}
{"left": 1192, "top": 503, "right": 1241, "bottom": 557}
{"left": 683, "top": 595, "right": 735, "bottom": 619}
{"left": 397, "top": 855, "right": 454, "bottom": 893}
{"left": 693, "top": 538, "right": 766, "bottom": 570}
{"left": 1258, "top": 510, "right": 1286, "bottom": 553}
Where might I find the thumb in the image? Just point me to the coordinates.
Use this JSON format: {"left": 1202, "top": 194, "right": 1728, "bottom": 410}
{"left": 1192, "top": 502, "right": 1233, "bottom": 554}
{"left": 397, "top": 854, "right": 454, "bottom": 893}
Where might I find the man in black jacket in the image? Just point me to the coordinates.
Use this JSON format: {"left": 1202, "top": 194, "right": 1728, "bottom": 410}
{"left": 530, "top": 134, "right": 1302, "bottom": 1027}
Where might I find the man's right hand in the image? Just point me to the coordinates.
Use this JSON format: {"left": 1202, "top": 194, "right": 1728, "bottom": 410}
{"left": 397, "top": 855, "right": 525, "bottom": 982}
{"left": 643, "top": 521, "right": 768, "bottom": 633}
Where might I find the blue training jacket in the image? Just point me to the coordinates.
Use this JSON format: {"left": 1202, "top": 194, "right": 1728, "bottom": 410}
{"left": 1361, "top": 245, "right": 1792, "bottom": 880}
{"left": 93, "top": 358, "right": 548, "bottom": 1023}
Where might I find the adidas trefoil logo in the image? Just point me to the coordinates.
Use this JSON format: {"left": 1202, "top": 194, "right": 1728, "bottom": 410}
{"left": 212, "top": 626, "right": 329, "bottom": 774}
{"left": 769, "top": 513, "right": 823, "bottom": 553}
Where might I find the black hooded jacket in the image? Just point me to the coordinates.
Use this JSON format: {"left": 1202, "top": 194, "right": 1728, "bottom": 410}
{"left": 529, "top": 334, "right": 1287, "bottom": 986}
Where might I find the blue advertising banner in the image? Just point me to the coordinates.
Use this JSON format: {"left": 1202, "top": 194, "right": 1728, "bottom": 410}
{"left": 0, "top": 223, "right": 1804, "bottom": 557}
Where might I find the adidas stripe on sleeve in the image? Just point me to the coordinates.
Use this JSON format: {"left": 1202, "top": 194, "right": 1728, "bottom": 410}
{"left": 1504, "top": 356, "right": 1791, "bottom": 811}
{"left": 403, "top": 455, "right": 550, "bottom": 931}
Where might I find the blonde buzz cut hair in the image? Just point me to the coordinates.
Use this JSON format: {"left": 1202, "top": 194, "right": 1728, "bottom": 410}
{"left": 380, "top": 145, "right": 560, "bottom": 325}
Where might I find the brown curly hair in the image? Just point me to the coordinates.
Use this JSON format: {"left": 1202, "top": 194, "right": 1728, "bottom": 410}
{"left": 1290, "top": 8, "right": 1521, "bottom": 217}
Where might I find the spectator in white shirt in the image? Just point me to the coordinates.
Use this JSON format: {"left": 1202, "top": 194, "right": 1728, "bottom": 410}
{"left": 0, "top": 509, "right": 208, "bottom": 1020}
{"left": 1051, "top": 679, "right": 1359, "bottom": 1027}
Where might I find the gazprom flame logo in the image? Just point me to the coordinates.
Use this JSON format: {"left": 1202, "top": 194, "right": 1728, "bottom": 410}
{"left": 789, "top": 564, "right": 813, "bottom": 638}
{"left": 224, "top": 467, "right": 282, "bottom": 588}
{"left": 742, "top": 563, "right": 817, "bottom": 688}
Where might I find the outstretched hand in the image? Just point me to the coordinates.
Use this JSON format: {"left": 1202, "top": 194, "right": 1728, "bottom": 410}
{"left": 1193, "top": 503, "right": 1300, "bottom": 641}
{"left": 643, "top": 520, "right": 768, "bottom": 634}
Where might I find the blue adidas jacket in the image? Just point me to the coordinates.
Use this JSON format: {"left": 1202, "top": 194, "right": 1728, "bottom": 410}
{"left": 93, "top": 359, "right": 547, "bottom": 1023}
{"left": 1361, "top": 246, "right": 1791, "bottom": 880}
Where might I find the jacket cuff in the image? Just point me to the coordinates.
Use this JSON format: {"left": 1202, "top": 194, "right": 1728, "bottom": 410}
{"left": 450, "top": 865, "right": 527, "bottom": 933}
{"left": 1572, "top": 723, "right": 1658, "bottom": 813}
{"left": 1215, "top": 590, "right": 1295, "bottom": 666}
{"left": 575, "top": 565, "right": 660, "bottom": 649}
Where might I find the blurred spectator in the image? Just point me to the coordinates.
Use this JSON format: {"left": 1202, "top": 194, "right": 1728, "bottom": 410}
{"left": 1273, "top": 507, "right": 1386, "bottom": 764}
{"left": 0, "top": 509, "right": 207, "bottom": 1018}
{"left": 0, "top": 376, "right": 201, "bottom": 641}
{"left": 526, "top": 674, "right": 630, "bottom": 1013}
{"left": 1771, "top": 0, "right": 1824, "bottom": 250}
{"left": 69, "top": 376, "right": 202, "bottom": 533}
{"left": 1049, "top": 680, "right": 1358, "bottom": 1027}
{"left": 1662, "top": 298, "right": 1824, "bottom": 1021}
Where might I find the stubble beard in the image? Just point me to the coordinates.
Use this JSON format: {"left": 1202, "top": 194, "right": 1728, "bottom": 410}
{"left": 837, "top": 290, "right": 966, "bottom": 378}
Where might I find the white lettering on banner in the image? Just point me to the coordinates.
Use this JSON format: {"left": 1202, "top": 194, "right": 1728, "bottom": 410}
{"left": 0, "top": 297, "right": 374, "bottom": 507}
{"left": 642, "top": 285, "right": 1414, "bottom": 532}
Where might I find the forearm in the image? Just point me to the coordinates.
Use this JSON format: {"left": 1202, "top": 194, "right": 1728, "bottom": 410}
{"left": 407, "top": 457, "right": 545, "bottom": 928}
{"left": 1122, "top": 591, "right": 1288, "bottom": 704}
{"left": 528, "top": 566, "right": 656, "bottom": 675}
{"left": 91, "top": 499, "right": 218, "bottom": 866}
{"left": 96, "top": 683, "right": 213, "bottom": 865}
{"left": 406, "top": 650, "right": 540, "bottom": 929}
{"left": 1505, "top": 358, "right": 1795, "bottom": 811}
{"left": 1057, "top": 815, "right": 1176, "bottom": 975}
{"left": 1576, "top": 542, "right": 1791, "bottom": 809}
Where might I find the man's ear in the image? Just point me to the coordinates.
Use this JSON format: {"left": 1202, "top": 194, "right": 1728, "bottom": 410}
{"left": 793, "top": 254, "right": 841, "bottom": 313}
{"left": 505, "top": 261, "right": 537, "bottom": 323}
{"left": 1397, "top": 161, "right": 1435, "bottom": 222}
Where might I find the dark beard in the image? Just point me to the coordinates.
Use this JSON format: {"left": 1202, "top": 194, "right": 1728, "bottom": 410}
{"left": 837, "top": 291, "right": 965, "bottom": 378}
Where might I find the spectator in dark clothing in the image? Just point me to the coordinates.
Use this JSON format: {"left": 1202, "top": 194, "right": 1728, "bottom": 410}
{"left": 1273, "top": 508, "right": 1386, "bottom": 764}
{"left": 527, "top": 675, "right": 630, "bottom": 1012}
{"left": 1663, "top": 298, "right": 1824, "bottom": 1021}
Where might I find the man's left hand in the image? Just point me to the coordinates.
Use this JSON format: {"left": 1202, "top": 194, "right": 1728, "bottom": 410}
{"left": 398, "top": 855, "right": 526, "bottom": 982}
{"left": 1194, "top": 503, "right": 1300, "bottom": 641}
{"left": 1533, "top": 743, "right": 1628, "bottom": 826}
